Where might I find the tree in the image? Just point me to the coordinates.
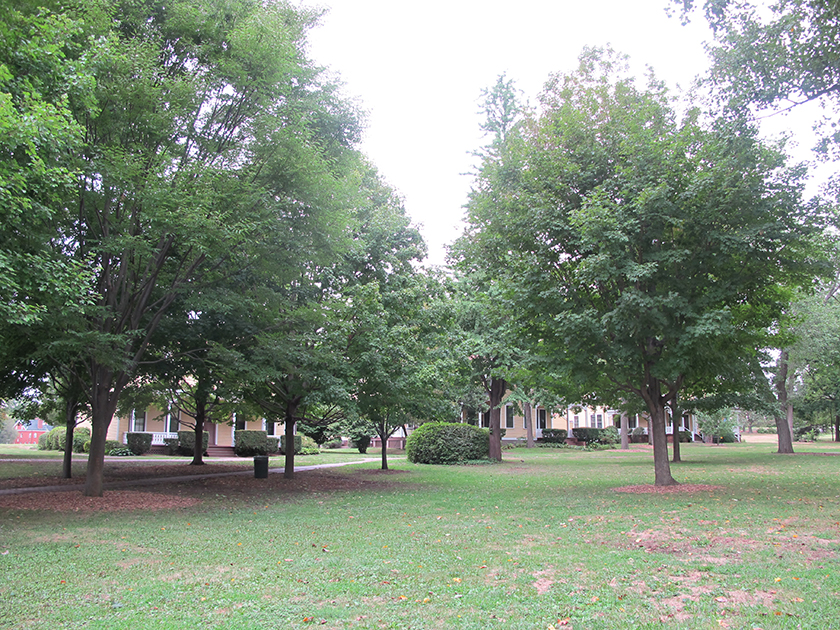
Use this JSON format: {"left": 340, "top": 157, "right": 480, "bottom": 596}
{"left": 0, "top": 2, "right": 94, "bottom": 327}
{"left": 786, "top": 284, "right": 840, "bottom": 441}
{"left": 0, "top": 405, "right": 18, "bottom": 443}
{"left": 462, "top": 48, "right": 827, "bottom": 485}
{"left": 5, "top": 0, "right": 363, "bottom": 496}
{"left": 676, "top": 0, "right": 840, "bottom": 193}
{"left": 345, "top": 273, "right": 457, "bottom": 470}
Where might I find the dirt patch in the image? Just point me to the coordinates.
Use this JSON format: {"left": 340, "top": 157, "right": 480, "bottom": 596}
{"left": 0, "top": 465, "right": 409, "bottom": 513}
{"left": 614, "top": 484, "right": 724, "bottom": 494}
{"left": 0, "top": 490, "right": 200, "bottom": 512}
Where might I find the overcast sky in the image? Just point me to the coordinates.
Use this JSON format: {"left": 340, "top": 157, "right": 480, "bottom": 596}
{"left": 305, "top": 0, "right": 820, "bottom": 266}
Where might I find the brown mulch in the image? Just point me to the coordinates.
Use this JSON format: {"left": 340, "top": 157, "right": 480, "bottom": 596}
{"left": 613, "top": 484, "right": 725, "bottom": 494}
{"left": 0, "top": 463, "right": 400, "bottom": 513}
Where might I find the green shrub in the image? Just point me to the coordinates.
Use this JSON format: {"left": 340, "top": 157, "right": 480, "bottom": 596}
{"left": 323, "top": 439, "right": 344, "bottom": 449}
{"left": 572, "top": 427, "right": 601, "bottom": 444}
{"left": 705, "top": 426, "right": 737, "bottom": 443}
{"left": 234, "top": 430, "right": 269, "bottom": 457}
{"left": 108, "top": 446, "right": 135, "bottom": 456}
{"left": 599, "top": 426, "right": 620, "bottom": 445}
{"left": 163, "top": 437, "right": 179, "bottom": 455}
{"left": 537, "top": 442, "right": 581, "bottom": 450}
{"left": 37, "top": 432, "right": 50, "bottom": 450}
{"left": 126, "top": 432, "right": 153, "bottom": 455}
{"left": 300, "top": 435, "right": 319, "bottom": 455}
{"left": 177, "top": 430, "right": 208, "bottom": 456}
{"left": 280, "top": 435, "right": 301, "bottom": 455}
{"left": 794, "top": 425, "right": 819, "bottom": 442}
{"left": 678, "top": 429, "right": 692, "bottom": 443}
{"left": 71, "top": 427, "right": 91, "bottom": 453}
{"left": 351, "top": 435, "right": 371, "bottom": 454}
{"left": 43, "top": 427, "right": 65, "bottom": 451}
{"left": 539, "top": 429, "right": 567, "bottom": 443}
{"left": 105, "top": 439, "right": 122, "bottom": 453}
{"left": 406, "top": 422, "right": 490, "bottom": 465}
{"left": 266, "top": 437, "right": 280, "bottom": 454}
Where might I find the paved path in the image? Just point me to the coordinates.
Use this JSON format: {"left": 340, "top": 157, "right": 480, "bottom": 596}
{"left": 0, "top": 458, "right": 394, "bottom": 496}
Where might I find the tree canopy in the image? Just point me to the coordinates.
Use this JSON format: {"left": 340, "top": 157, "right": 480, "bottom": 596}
{"left": 461, "top": 48, "right": 828, "bottom": 485}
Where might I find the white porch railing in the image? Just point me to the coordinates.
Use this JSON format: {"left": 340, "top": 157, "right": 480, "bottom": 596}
{"left": 123, "top": 431, "right": 178, "bottom": 445}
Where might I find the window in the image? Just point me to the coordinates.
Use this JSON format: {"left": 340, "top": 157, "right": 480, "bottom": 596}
{"left": 629, "top": 415, "right": 637, "bottom": 429}
{"left": 596, "top": 414, "right": 603, "bottom": 429}
{"left": 132, "top": 410, "right": 146, "bottom": 432}
{"left": 573, "top": 415, "right": 579, "bottom": 428}
{"left": 505, "top": 405, "right": 515, "bottom": 429}
{"left": 264, "top": 419, "right": 275, "bottom": 436}
{"left": 537, "top": 409, "right": 547, "bottom": 429}
{"left": 235, "top": 414, "right": 246, "bottom": 431}
{"left": 167, "top": 411, "right": 179, "bottom": 433}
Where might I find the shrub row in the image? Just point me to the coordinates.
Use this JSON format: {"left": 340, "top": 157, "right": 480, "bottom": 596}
{"left": 37, "top": 427, "right": 91, "bottom": 453}
{"left": 571, "top": 426, "right": 619, "bottom": 445}
{"left": 406, "top": 422, "right": 489, "bottom": 464}
{"left": 539, "top": 429, "right": 567, "bottom": 443}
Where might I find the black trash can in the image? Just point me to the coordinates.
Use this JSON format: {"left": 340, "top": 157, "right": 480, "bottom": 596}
{"left": 254, "top": 455, "right": 269, "bottom": 478}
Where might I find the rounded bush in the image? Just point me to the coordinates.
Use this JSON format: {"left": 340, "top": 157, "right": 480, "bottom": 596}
{"left": 72, "top": 427, "right": 91, "bottom": 453}
{"left": 406, "top": 422, "right": 489, "bottom": 465}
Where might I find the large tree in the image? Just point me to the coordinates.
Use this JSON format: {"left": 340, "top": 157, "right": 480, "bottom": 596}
{"left": 8, "top": 0, "right": 362, "bottom": 496}
{"left": 462, "top": 49, "right": 827, "bottom": 485}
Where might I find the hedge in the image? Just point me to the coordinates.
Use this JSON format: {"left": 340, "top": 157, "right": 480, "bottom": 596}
{"left": 539, "top": 429, "right": 567, "bottom": 443}
{"left": 126, "top": 432, "right": 153, "bottom": 455}
{"left": 38, "top": 426, "right": 91, "bottom": 453}
{"left": 177, "top": 430, "right": 208, "bottom": 456}
{"left": 280, "top": 435, "right": 301, "bottom": 455}
{"left": 571, "top": 427, "right": 619, "bottom": 445}
{"left": 234, "top": 430, "right": 269, "bottom": 457}
{"left": 406, "top": 422, "right": 490, "bottom": 464}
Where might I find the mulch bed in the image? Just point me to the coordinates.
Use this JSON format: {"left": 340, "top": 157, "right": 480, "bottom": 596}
{"left": 0, "top": 464, "right": 400, "bottom": 513}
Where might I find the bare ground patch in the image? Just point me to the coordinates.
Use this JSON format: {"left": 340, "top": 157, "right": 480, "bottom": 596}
{"left": 0, "top": 490, "right": 200, "bottom": 512}
{"left": 0, "top": 465, "right": 414, "bottom": 513}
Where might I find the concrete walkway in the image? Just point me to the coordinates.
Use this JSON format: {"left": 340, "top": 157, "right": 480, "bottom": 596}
{"left": 0, "top": 457, "right": 393, "bottom": 496}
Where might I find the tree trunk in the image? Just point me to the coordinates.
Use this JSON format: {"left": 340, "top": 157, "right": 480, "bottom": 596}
{"left": 488, "top": 377, "right": 506, "bottom": 461}
{"left": 84, "top": 368, "right": 123, "bottom": 497}
{"left": 649, "top": 403, "right": 678, "bottom": 485}
{"left": 774, "top": 350, "right": 795, "bottom": 454}
{"left": 283, "top": 407, "right": 296, "bottom": 480}
{"left": 380, "top": 426, "right": 389, "bottom": 470}
{"left": 670, "top": 398, "right": 682, "bottom": 463}
{"left": 524, "top": 402, "right": 535, "bottom": 448}
{"left": 62, "top": 396, "right": 79, "bottom": 479}
{"left": 191, "top": 396, "right": 206, "bottom": 466}
{"left": 639, "top": 373, "right": 678, "bottom": 486}
{"left": 620, "top": 412, "right": 629, "bottom": 450}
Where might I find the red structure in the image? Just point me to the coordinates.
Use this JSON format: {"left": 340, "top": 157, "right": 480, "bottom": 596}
{"left": 14, "top": 418, "right": 53, "bottom": 445}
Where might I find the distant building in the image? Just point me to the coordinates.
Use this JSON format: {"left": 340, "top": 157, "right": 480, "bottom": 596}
{"left": 14, "top": 418, "right": 54, "bottom": 445}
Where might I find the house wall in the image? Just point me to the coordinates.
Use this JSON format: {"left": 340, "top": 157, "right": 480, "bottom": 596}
{"left": 109, "top": 406, "right": 280, "bottom": 447}
{"left": 14, "top": 418, "right": 53, "bottom": 445}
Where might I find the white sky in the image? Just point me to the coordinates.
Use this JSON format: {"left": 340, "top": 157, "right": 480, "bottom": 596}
{"left": 305, "top": 0, "right": 823, "bottom": 266}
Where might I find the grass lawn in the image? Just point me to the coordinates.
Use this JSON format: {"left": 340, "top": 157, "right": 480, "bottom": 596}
{"left": 1, "top": 441, "right": 839, "bottom": 629}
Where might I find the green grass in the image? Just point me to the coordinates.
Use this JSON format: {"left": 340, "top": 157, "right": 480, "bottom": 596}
{"left": 2, "top": 442, "right": 839, "bottom": 629}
